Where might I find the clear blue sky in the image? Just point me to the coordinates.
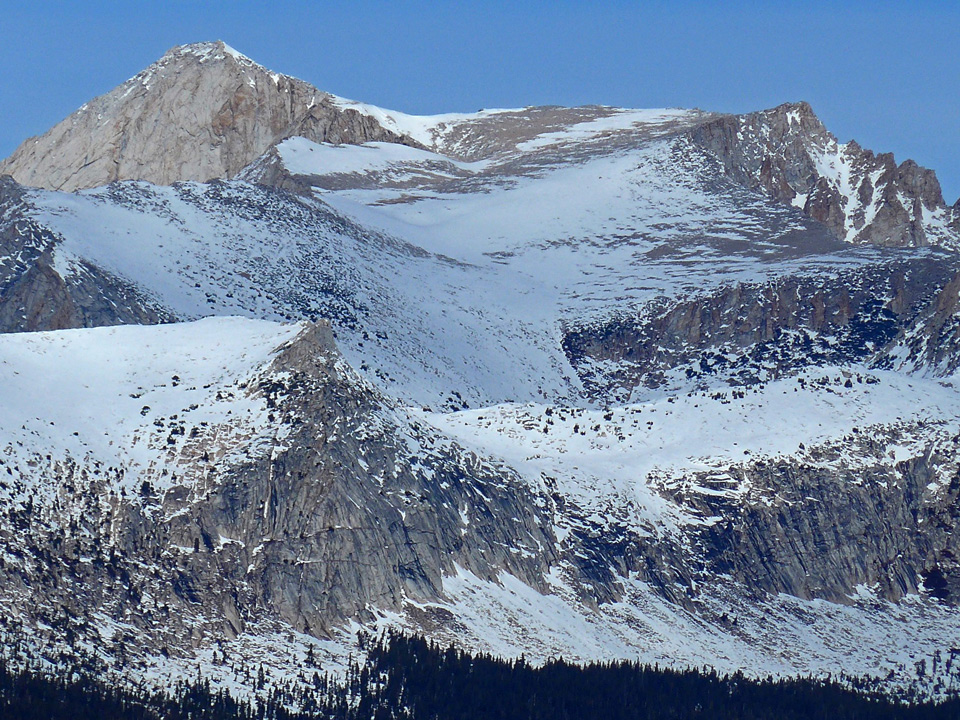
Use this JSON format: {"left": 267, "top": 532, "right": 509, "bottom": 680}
{"left": 2, "top": 1, "right": 958, "bottom": 202}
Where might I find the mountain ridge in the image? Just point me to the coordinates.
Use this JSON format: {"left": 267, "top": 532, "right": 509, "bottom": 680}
{"left": 2, "top": 42, "right": 957, "bottom": 252}
{"left": 689, "top": 100, "right": 958, "bottom": 246}
{"left": 3, "top": 41, "right": 960, "bottom": 706}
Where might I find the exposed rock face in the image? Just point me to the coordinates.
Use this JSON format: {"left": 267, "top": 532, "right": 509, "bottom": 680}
{"left": 551, "top": 421, "right": 960, "bottom": 611}
{"left": 0, "top": 323, "right": 556, "bottom": 647}
{"left": 562, "top": 253, "right": 960, "bottom": 399}
{"left": 688, "top": 102, "right": 957, "bottom": 247}
{"left": 0, "top": 42, "right": 421, "bottom": 192}
{"left": 657, "top": 429, "right": 960, "bottom": 604}
{"left": 163, "top": 323, "right": 556, "bottom": 634}
{"left": 0, "top": 255, "right": 173, "bottom": 333}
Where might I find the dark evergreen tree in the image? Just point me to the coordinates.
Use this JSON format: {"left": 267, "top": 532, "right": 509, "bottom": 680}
{"left": 1, "top": 633, "right": 959, "bottom": 719}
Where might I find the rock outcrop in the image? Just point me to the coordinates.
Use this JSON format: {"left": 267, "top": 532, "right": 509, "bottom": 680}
{"left": 0, "top": 42, "right": 422, "bottom": 192}
{"left": 561, "top": 421, "right": 960, "bottom": 608}
{"left": 562, "top": 253, "right": 960, "bottom": 399}
{"left": 0, "top": 322, "right": 556, "bottom": 647}
{"left": 162, "top": 323, "right": 556, "bottom": 634}
{"left": 706, "top": 441, "right": 960, "bottom": 604}
{"left": 688, "top": 102, "right": 958, "bottom": 248}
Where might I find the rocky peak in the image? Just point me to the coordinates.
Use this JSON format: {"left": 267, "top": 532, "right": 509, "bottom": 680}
{"left": 0, "top": 41, "right": 422, "bottom": 191}
{"left": 756, "top": 100, "right": 832, "bottom": 145}
{"left": 161, "top": 40, "right": 260, "bottom": 66}
{"left": 689, "top": 101, "right": 959, "bottom": 249}
{"left": 895, "top": 158, "right": 946, "bottom": 208}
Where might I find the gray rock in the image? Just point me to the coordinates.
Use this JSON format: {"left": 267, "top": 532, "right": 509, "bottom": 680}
{"left": 0, "top": 323, "right": 556, "bottom": 648}
{"left": 562, "top": 252, "right": 960, "bottom": 398}
{"left": 0, "top": 42, "right": 422, "bottom": 192}
{"left": 675, "top": 435, "right": 960, "bottom": 604}
{"left": 687, "top": 102, "right": 957, "bottom": 247}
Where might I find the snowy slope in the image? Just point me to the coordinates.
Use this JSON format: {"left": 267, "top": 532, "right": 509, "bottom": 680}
{"left": 2, "top": 319, "right": 959, "bottom": 702}
{"left": 327, "top": 94, "right": 520, "bottom": 151}
{"left": 21, "top": 120, "right": 893, "bottom": 412}
{"left": 0, "top": 317, "right": 301, "bottom": 501}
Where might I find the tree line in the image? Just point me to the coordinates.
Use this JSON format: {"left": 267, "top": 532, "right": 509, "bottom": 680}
{"left": 2, "top": 630, "right": 959, "bottom": 719}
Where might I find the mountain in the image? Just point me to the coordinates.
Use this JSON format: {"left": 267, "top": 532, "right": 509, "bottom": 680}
{"left": 0, "top": 41, "right": 420, "bottom": 192}
{"left": 3, "top": 42, "right": 958, "bottom": 248}
{"left": 690, "top": 102, "right": 959, "bottom": 247}
{"left": 2, "top": 42, "right": 960, "bottom": 708}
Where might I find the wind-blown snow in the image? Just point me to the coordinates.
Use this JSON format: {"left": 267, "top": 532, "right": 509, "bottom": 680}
{"left": 426, "top": 367, "right": 960, "bottom": 538}
{"left": 514, "top": 108, "right": 697, "bottom": 152}
{"left": 277, "top": 137, "right": 483, "bottom": 176}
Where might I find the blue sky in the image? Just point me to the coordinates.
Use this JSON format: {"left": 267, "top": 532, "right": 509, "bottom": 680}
{"left": 2, "top": 1, "right": 958, "bottom": 202}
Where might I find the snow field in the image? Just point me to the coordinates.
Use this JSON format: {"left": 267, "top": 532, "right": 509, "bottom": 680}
{"left": 0, "top": 317, "right": 301, "bottom": 498}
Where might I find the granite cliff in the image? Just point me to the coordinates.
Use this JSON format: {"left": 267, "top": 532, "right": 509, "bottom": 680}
{"left": 0, "top": 42, "right": 421, "bottom": 192}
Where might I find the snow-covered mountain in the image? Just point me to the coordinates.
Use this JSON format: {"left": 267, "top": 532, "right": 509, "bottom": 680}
{"left": 3, "top": 41, "right": 960, "bottom": 703}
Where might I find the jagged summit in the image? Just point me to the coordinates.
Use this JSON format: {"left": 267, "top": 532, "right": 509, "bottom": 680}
{"left": 146, "top": 40, "right": 284, "bottom": 82}
{"left": 0, "top": 41, "right": 419, "bottom": 191}
{"left": 166, "top": 40, "right": 257, "bottom": 65}
{"left": 691, "top": 100, "right": 956, "bottom": 246}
